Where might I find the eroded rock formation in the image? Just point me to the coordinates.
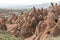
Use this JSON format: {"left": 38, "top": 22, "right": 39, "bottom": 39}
{"left": 0, "top": 3, "right": 60, "bottom": 40}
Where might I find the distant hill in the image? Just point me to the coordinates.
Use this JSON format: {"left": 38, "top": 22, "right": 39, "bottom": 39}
{"left": 0, "top": 2, "right": 60, "bottom": 9}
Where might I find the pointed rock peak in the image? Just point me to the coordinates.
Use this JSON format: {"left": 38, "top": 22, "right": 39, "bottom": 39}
{"left": 21, "top": 12, "right": 23, "bottom": 15}
{"left": 33, "top": 6, "right": 36, "bottom": 10}
{"left": 29, "top": 6, "right": 36, "bottom": 13}
{"left": 41, "top": 7, "right": 43, "bottom": 12}
{"left": 55, "top": 3, "right": 57, "bottom": 6}
{"left": 51, "top": 2, "right": 54, "bottom": 6}
{"left": 32, "top": 6, "right": 36, "bottom": 11}
{"left": 38, "top": 8, "right": 40, "bottom": 12}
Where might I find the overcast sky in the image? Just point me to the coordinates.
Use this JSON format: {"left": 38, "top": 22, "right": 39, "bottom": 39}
{"left": 0, "top": 0, "right": 60, "bottom": 5}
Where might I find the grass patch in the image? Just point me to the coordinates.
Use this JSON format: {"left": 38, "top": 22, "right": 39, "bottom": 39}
{"left": 46, "top": 36, "right": 60, "bottom": 40}
{"left": 0, "top": 30, "right": 22, "bottom": 40}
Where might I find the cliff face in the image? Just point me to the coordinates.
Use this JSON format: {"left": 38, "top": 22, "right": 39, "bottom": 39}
{"left": 0, "top": 3, "right": 60, "bottom": 40}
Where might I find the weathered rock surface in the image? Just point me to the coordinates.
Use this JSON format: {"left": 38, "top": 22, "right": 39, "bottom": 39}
{"left": 0, "top": 3, "right": 60, "bottom": 40}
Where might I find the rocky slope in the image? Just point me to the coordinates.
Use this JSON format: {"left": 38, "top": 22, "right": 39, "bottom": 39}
{"left": 0, "top": 3, "right": 60, "bottom": 40}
